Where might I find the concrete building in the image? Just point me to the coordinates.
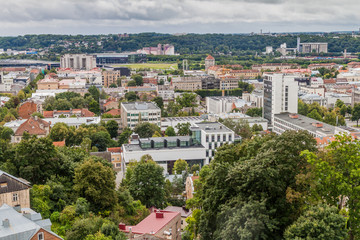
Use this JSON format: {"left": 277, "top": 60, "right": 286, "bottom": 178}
{"left": 263, "top": 73, "right": 299, "bottom": 125}
{"left": 121, "top": 102, "right": 161, "bottom": 129}
{"left": 206, "top": 96, "right": 252, "bottom": 114}
{"left": 0, "top": 170, "right": 31, "bottom": 208}
{"left": 60, "top": 54, "right": 96, "bottom": 70}
{"left": 121, "top": 136, "right": 206, "bottom": 173}
{"left": 242, "top": 90, "right": 264, "bottom": 108}
{"left": 325, "top": 92, "right": 352, "bottom": 108}
{"left": 207, "top": 113, "right": 268, "bottom": 130}
{"left": 161, "top": 117, "right": 203, "bottom": 133}
{"left": 190, "top": 122, "right": 236, "bottom": 164}
{"left": 102, "top": 70, "right": 121, "bottom": 87}
{"left": 37, "top": 77, "right": 59, "bottom": 90}
{"left": 273, "top": 113, "right": 357, "bottom": 138}
{"left": 205, "top": 55, "right": 215, "bottom": 71}
{"left": 299, "top": 42, "right": 328, "bottom": 54}
{"left": 299, "top": 94, "right": 327, "bottom": 106}
{"left": 172, "top": 77, "right": 202, "bottom": 91}
{"left": 252, "top": 63, "right": 299, "bottom": 71}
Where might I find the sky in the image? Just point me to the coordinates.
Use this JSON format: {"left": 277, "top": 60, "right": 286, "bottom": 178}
{"left": 0, "top": 0, "right": 359, "bottom": 36}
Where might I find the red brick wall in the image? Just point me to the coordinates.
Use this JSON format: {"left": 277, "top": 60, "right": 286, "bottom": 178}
{"left": 30, "top": 229, "right": 62, "bottom": 240}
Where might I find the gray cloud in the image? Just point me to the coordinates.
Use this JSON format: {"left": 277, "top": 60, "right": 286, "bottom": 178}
{"left": 0, "top": 0, "right": 359, "bottom": 35}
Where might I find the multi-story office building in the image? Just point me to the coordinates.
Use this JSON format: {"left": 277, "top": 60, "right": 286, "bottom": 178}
{"left": 190, "top": 122, "right": 236, "bottom": 164}
{"left": 120, "top": 102, "right": 161, "bottom": 129}
{"left": 60, "top": 54, "right": 97, "bottom": 70}
{"left": 122, "top": 136, "right": 206, "bottom": 173}
{"left": 102, "top": 70, "right": 120, "bottom": 87}
{"left": 263, "top": 73, "right": 299, "bottom": 125}
{"left": 299, "top": 42, "right": 328, "bottom": 54}
{"left": 172, "top": 77, "right": 202, "bottom": 91}
{"left": 206, "top": 96, "right": 252, "bottom": 114}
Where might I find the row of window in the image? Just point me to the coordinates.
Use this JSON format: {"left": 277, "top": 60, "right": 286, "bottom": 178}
{"left": 205, "top": 134, "right": 232, "bottom": 142}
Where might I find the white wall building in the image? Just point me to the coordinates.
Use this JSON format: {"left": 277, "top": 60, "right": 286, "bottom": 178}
{"left": 190, "top": 122, "right": 236, "bottom": 165}
{"left": 161, "top": 117, "right": 203, "bottom": 132}
{"left": 263, "top": 73, "right": 299, "bottom": 125}
{"left": 121, "top": 136, "right": 206, "bottom": 173}
{"left": 120, "top": 102, "right": 161, "bottom": 129}
{"left": 206, "top": 96, "right": 252, "bottom": 114}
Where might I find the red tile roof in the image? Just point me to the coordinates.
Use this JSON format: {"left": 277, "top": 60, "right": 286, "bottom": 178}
{"left": 53, "top": 140, "right": 66, "bottom": 147}
{"left": 18, "top": 101, "right": 38, "bottom": 119}
{"left": 43, "top": 111, "right": 54, "bottom": 118}
{"left": 15, "top": 117, "right": 50, "bottom": 136}
{"left": 105, "top": 109, "right": 121, "bottom": 116}
{"left": 205, "top": 55, "right": 214, "bottom": 60}
{"left": 104, "top": 100, "right": 117, "bottom": 107}
{"left": 121, "top": 210, "right": 180, "bottom": 235}
{"left": 107, "top": 147, "right": 122, "bottom": 153}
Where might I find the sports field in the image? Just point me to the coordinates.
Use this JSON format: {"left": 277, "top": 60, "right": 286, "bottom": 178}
{"left": 113, "top": 63, "right": 178, "bottom": 70}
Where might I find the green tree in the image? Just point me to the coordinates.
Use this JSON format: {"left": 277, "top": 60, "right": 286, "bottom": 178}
{"left": 173, "top": 159, "right": 189, "bottom": 174}
{"left": 307, "top": 109, "right": 323, "bottom": 121}
{"left": 74, "top": 157, "right": 117, "bottom": 211}
{"left": 303, "top": 134, "right": 360, "bottom": 238}
{"left": 152, "top": 96, "right": 164, "bottom": 109}
{"left": 89, "top": 99, "right": 100, "bottom": 115}
{"left": 30, "top": 185, "right": 52, "bottom": 218}
{"left": 340, "top": 104, "right": 347, "bottom": 117}
{"left": 127, "top": 80, "right": 136, "bottom": 87}
{"left": 221, "top": 118, "right": 252, "bottom": 139}
{"left": 134, "top": 122, "right": 161, "bottom": 138}
{"left": 176, "top": 122, "right": 191, "bottom": 136}
{"left": 50, "top": 122, "right": 69, "bottom": 141}
{"left": 132, "top": 74, "right": 143, "bottom": 86}
{"left": 105, "top": 120, "right": 119, "bottom": 139}
{"left": 54, "top": 98, "right": 73, "bottom": 110}
{"left": 335, "top": 99, "right": 345, "bottom": 108}
{"left": 118, "top": 128, "right": 133, "bottom": 145}
{"left": 109, "top": 83, "right": 117, "bottom": 88}
{"left": 152, "top": 131, "right": 162, "bottom": 137}
{"left": 15, "top": 136, "right": 57, "bottom": 184}
{"left": 298, "top": 99, "right": 309, "bottom": 115}
{"left": 88, "top": 86, "right": 100, "bottom": 102}
{"left": 176, "top": 92, "right": 197, "bottom": 108}
{"left": 284, "top": 205, "right": 347, "bottom": 240}
{"left": 165, "top": 126, "right": 176, "bottom": 136}
{"left": 0, "top": 127, "right": 14, "bottom": 141}
{"left": 125, "top": 92, "right": 138, "bottom": 102}
{"left": 245, "top": 107, "right": 262, "bottom": 117}
{"left": 90, "top": 131, "right": 112, "bottom": 151}
{"left": 127, "top": 159, "right": 166, "bottom": 208}
{"left": 352, "top": 103, "right": 360, "bottom": 126}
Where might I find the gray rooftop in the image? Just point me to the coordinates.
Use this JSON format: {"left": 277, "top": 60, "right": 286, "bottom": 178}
{"left": 191, "top": 122, "right": 233, "bottom": 133}
{"left": 0, "top": 204, "right": 62, "bottom": 239}
{"left": 121, "top": 102, "right": 160, "bottom": 111}
{"left": 274, "top": 113, "right": 336, "bottom": 135}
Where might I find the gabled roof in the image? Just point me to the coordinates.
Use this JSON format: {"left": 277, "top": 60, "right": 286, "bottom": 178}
{"left": 107, "top": 147, "right": 122, "bottom": 153}
{"left": 14, "top": 117, "right": 50, "bottom": 136}
{"left": 122, "top": 210, "right": 180, "bottom": 235}
{"left": 0, "top": 204, "right": 63, "bottom": 239}
{"left": 0, "top": 170, "right": 31, "bottom": 193}
{"left": 53, "top": 140, "right": 66, "bottom": 147}
{"left": 205, "top": 55, "right": 214, "bottom": 60}
{"left": 105, "top": 109, "right": 121, "bottom": 116}
{"left": 164, "top": 206, "right": 192, "bottom": 218}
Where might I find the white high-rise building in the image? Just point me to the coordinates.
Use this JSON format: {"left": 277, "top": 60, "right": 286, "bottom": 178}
{"left": 263, "top": 73, "right": 299, "bottom": 125}
{"left": 60, "top": 54, "right": 97, "bottom": 70}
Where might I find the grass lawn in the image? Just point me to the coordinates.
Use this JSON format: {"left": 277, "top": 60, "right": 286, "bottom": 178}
{"left": 112, "top": 63, "right": 178, "bottom": 70}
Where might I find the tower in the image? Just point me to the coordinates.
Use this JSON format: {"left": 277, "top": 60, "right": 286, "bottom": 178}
{"left": 205, "top": 55, "right": 215, "bottom": 71}
{"left": 297, "top": 37, "right": 301, "bottom": 52}
{"left": 263, "top": 73, "right": 299, "bottom": 125}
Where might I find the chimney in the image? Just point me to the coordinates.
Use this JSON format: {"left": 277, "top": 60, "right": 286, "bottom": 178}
{"left": 119, "top": 223, "right": 126, "bottom": 230}
{"left": 13, "top": 205, "right": 21, "bottom": 213}
{"left": 156, "top": 211, "right": 164, "bottom": 218}
{"left": 2, "top": 219, "right": 10, "bottom": 228}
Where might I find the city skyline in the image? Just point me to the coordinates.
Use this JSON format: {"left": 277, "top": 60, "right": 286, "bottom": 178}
{"left": 0, "top": 0, "right": 359, "bottom": 36}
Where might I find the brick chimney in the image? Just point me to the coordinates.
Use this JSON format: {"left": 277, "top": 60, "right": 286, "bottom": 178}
{"left": 119, "top": 223, "right": 126, "bottom": 230}
{"left": 156, "top": 211, "right": 164, "bottom": 218}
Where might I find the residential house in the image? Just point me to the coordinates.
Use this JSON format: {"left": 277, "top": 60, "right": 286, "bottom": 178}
{"left": 0, "top": 170, "right": 31, "bottom": 208}
{"left": 12, "top": 116, "right": 50, "bottom": 143}
{"left": 103, "top": 99, "right": 119, "bottom": 112}
{"left": 37, "top": 77, "right": 59, "bottom": 90}
{"left": 164, "top": 206, "right": 192, "bottom": 230}
{"left": 18, "top": 101, "right": 42, "bottom": 119}
{"left": 0, "top": 204, "right": 63, "bottom": 240}
{"left": 107, "top": 147, "right": 122, "bottom": 171}
{"left": 43, "top": 108, "right": 95, "bottom": 118}
{"left": 119, "top": 210, "right": 181, "bottom": 240}
{"left": 104, "top": 109, "right": 121, "bottom": 117}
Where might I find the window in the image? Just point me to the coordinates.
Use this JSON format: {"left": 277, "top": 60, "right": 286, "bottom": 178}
{"left": 115, "top": 163, "right": 121, "bottom": 168}
{"left": 206, "top": 136, "right": 209, "bottom": 142}
{"left": 217, "top": 135, "right": 220, "bottom": 141}
{"left": 229, "top": 135, "right": 232, "bottom": 141}
{"left": 223, "top": 134, "right": 226, "bottom": 141}
{"left": 12, "top": 193, "right": 18, "bottom": 202}
{"left": 38, "top": 232, "right": 44, "bottom": 240}
{"left": 211, "top": 135, "right": 215, "bottom": 142}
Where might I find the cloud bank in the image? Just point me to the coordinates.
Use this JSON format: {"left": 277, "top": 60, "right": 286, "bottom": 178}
{"left": 0, "top": 0, "right": 359, "bottom": 35}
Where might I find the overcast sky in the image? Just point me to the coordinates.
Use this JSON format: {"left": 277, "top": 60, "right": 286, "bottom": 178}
{"left": 0, "top": 0, "right": 359, "bottom": 36}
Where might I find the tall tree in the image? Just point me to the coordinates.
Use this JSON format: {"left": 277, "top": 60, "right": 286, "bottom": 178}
{"left": 284, "top": 204, "right": 347, "bottom": 240}
{"left": 50, "top": 122, "right": 69, "bottom": 141}
{"left": 74, "top": 157, "right": 117, "bottom": 211}
{"left": 105, "top": 120, "right": 119, "bottom": 139}
{"left": 303, "top": 134, "right": 360, "bottom": 238}
{"left": 127, "top": 159, "right": 166, "bottom": 208}
{"left": 88, "top": 86, "right": 100, "bottom": 102}
{"left": 173, "top": 159, "right": 189, "bottom": 174}
{"left": 352, "top": 103, "right": 360, "bottom": 126}
{"left": 176, "top": 122, "right": 191, "bottom": 136}
{"left": 165, "top": 126, "right": 176, "bottom": 136}
{"left": 134, "top": 122, "right": 161, "bottom": 138}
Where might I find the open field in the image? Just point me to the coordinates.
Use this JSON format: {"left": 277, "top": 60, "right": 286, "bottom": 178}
{"left": 112, "top": 63, "right": 178, "bottom": 70}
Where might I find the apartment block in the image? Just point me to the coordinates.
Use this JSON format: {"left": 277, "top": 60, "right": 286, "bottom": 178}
{"left": 120, "top": 102, "right": 161, "bottom": 129}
